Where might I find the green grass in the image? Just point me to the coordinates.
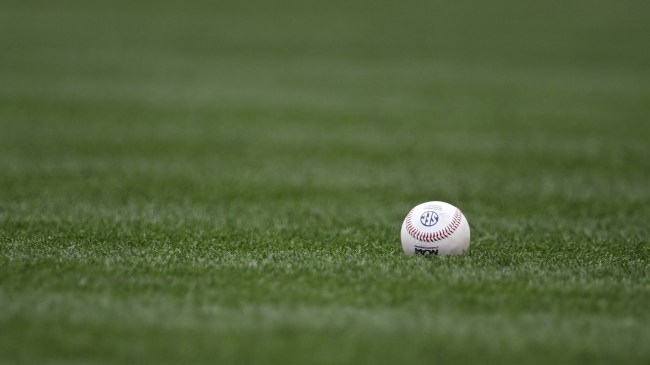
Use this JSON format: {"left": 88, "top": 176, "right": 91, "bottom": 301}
{"left": 1, "top": 0, "right": 649, "bottom": 364}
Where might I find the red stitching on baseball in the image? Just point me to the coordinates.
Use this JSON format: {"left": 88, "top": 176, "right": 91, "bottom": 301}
{"left": 405, "top": 208, "right": 462, "bottom": 242}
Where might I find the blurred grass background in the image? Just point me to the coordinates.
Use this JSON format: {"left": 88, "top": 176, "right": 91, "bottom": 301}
{"left": 1, "top": 0, "right": 649, "bottom": 364}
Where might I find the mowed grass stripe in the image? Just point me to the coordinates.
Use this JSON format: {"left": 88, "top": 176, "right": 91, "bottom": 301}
{"left": 1, "top": 0, "right": 649, "bottom": 364}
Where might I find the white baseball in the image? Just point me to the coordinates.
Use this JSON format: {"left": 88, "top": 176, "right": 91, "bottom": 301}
{"left": 400, "top": 201, "right": 470, "bottom": 256}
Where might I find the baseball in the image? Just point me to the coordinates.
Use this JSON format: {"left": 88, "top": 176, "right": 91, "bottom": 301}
{"left": 400, "top": 201, "right": 470, "bottom": 256}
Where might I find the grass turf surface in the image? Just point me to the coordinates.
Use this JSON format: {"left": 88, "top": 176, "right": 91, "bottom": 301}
{"left": 1, "top": 0, "right": 649, "bottom": 364}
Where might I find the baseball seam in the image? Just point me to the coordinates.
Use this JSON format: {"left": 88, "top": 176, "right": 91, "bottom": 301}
{"left": 405, "top": 208, "right": 462, "bottom": 242}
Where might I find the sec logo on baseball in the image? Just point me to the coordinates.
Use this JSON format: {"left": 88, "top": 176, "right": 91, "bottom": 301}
{"left": 400, "top": 201, "right": 470, "bottom": 256}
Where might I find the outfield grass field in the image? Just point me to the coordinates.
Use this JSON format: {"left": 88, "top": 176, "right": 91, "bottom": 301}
{"left": 1, "top": 0, "right": 649, "bottom": 364}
